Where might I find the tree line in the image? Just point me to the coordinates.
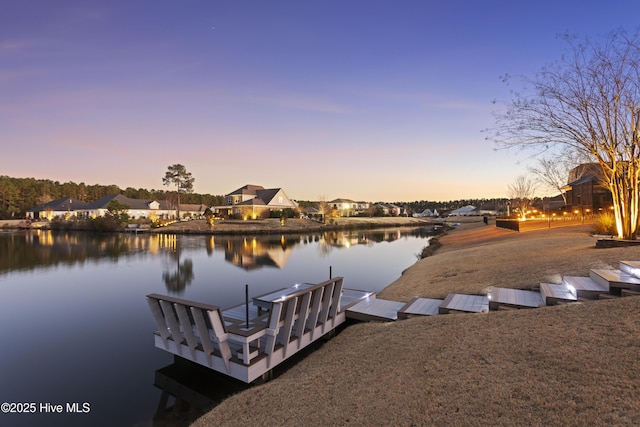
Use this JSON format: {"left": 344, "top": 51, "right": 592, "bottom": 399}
{"left": 0, "top": 176, "right": 225, "bottom": 220}
{"left": 1, "top": 174, "right": 518, "bottom": 221}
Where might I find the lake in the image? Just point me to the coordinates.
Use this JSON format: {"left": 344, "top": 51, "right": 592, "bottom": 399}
{"left": 0, "top": 226, "right": 432, "bottom": 426}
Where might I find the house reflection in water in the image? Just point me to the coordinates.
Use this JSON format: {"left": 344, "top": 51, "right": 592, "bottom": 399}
{"left": 224, "top": 236, "right": 299, "bottom": 270}
{"left": 321, "top": 229, "right": 404, "bottom": 249}
{"left": 203, "top": 229, "right": 423, "bottom": 270}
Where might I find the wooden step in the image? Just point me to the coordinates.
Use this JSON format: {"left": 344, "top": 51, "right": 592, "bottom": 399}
{"left": 439, "top": 294, "right": 488, "bottom": 314}
{"left": 539, "top": 283, "right": 577, "bottom": 305}
{"left": 562, "top": 275, "right": 609, "bottom": 299}
{"left": 397, "top": 297, "right": 442, "bottom": 319}
{"left": 346, "top": 298, "right": 406, "bottom": 322}
{"left": 589, "top": 269, "right": 640, "bottom": 296}
{"left": 619, "top": 261, "right": 640, "bottom": 279}
{"left": 488, "top": 287, "right": 544, "bottom": 310}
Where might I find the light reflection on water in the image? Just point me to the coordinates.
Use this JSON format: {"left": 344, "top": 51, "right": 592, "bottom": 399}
{"left": 0, "top": 227, "right": 432, "bottom": 426}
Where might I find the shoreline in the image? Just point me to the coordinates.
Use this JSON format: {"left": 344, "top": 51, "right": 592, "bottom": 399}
{"left": 0, "top": 216, "right": 444, "bottom": 235}
{"left": 152, "top": 217, "right": 439, "bottom": 235}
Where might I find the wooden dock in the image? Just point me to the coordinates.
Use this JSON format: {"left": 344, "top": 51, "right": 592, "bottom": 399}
{"left": 147, "top": 277, "right": 356, "bottom": 383}
{"left": 488, "top": 287, "right": 544, "bottom": 310}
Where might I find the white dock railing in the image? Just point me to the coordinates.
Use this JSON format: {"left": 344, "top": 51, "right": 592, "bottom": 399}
{"left": 147, "top": 277, "right": 345, "bottom": 383}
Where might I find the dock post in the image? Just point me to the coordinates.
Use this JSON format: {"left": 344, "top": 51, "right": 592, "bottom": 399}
{"left": 329, "top": 266, "right": 332, "bottom": 279}
{"left": 245, "top": 284, "right": 249, "bottom": 329}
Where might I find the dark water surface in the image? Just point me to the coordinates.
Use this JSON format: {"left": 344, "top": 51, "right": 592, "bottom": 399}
{"left": 0, "top": 227, "right": 432, "bottom": 426}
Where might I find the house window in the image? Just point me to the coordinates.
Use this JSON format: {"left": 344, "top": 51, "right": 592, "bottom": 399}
{"left": 278, "top": 196, "right": 283, "bottom": 204}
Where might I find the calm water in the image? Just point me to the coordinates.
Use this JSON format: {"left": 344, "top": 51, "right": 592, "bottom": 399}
{"left": 0, "top": 227, "right": 432, "bottom": 426}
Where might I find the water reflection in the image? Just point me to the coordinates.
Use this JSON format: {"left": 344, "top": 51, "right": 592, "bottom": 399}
{"left": 223, "top": 237, "right": 294, "bottom": 270}
{"left": 0, "top": 225, "right": 435, "bottom": 426}
{"left": 153, "top": 360, "right": 249, "bottom": 426}
{"left": 0, "top": 227, "right": 436, "bottom": 275}
{"left": 162, "top": 258, "right": 195, "bottom": 293}
{"left": 152, "top": 332, "right": 338, "bottom": 426}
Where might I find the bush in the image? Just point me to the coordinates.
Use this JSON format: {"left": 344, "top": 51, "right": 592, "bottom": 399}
{"left": 593, "top": 212, "right": 617, "bottom": 236}
{"left": 90, "top": 216, "right": 122, "bottom": 232}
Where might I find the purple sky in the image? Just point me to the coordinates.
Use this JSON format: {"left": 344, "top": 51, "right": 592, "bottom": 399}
{"left": 2, "top": 1, "right": 638, "bottom": 201}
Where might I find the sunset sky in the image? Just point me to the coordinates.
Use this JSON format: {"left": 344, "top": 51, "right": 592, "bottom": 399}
{"left": 2, "top": 1, "right": 638, "bottom": 202}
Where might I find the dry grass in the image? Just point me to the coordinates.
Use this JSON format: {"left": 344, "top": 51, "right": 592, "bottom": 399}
{"left": 193, "top": 221, "right": 640, "bottom": 426}
{"left": 380, "top": 221, "right": 640, "bottom": 301}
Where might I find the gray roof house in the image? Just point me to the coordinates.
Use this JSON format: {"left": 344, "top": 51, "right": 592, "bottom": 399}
{"left": 27, "top": 197, "right": 89, "bottom": 219}
{"left": 449, "top": 205, "right": 478, "bottom": 216}
{"left": 222, "top": 185, "right": 296, "bottom": 219}
{"left": 83, "top": 194, "right": 175, "bottom": 219}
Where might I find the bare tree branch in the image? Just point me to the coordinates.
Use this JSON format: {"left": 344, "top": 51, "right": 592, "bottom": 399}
{"left": 488, "top": 28, "right": 640, "bottom": 238}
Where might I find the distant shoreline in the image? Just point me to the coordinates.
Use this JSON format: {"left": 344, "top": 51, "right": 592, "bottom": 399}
{"left": 1, "top": 216, "right": 465, "bottom": 235}
{"left": 152, "top": 217, "right": 445, "bottom": 235}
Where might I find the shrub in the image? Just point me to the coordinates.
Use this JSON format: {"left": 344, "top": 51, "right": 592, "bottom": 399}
{"left": 593, "top": 212, "right": 617, "bottom": 236}
{"left": 90, "top": 216, "right": 122, "bottom": 232}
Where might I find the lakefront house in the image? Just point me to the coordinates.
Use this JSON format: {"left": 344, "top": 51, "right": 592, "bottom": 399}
{"left": 29, "top": 194, "right": 177, "bottom": 220}
{"left": 218, "top": 184, "right": 297, "bottom": 219}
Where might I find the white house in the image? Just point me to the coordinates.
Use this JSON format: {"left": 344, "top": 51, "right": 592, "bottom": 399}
{"left": 449, "top": 205, "right": 478, "bottom": 216}
{"left": 27, "top": 197, "right": 88, "bottom": 220}
{"left": 222, "top": 184, "right": 296, "bottom": 219}
{"left": 28, "top": 194, "right": 177, "bottom": 220}
{"left": 83, "top": 194, "right": 175, "bottom": 219}
{"left": 413, "top": 208, "right": 439, "bottom": 218}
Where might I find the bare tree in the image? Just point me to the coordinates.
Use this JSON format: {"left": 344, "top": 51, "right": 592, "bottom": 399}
{"left": 317, "top": 195, "right": 331, "bottom": 223}
{"left": 527, "top": 155, "right": 570, "bottom": 203}
{"left": 507, "top": 175, "right": 538, "bottom": 219}
{"left": 489, "top": 29, "right": 640, "bottom": 239}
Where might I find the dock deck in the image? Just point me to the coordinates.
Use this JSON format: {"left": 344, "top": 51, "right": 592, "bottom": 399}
{"left": 341, "top": 288, "right": 377, "bottom": 311}
{"left": 148, "top": 277, "right": 357, "bottom": 383}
